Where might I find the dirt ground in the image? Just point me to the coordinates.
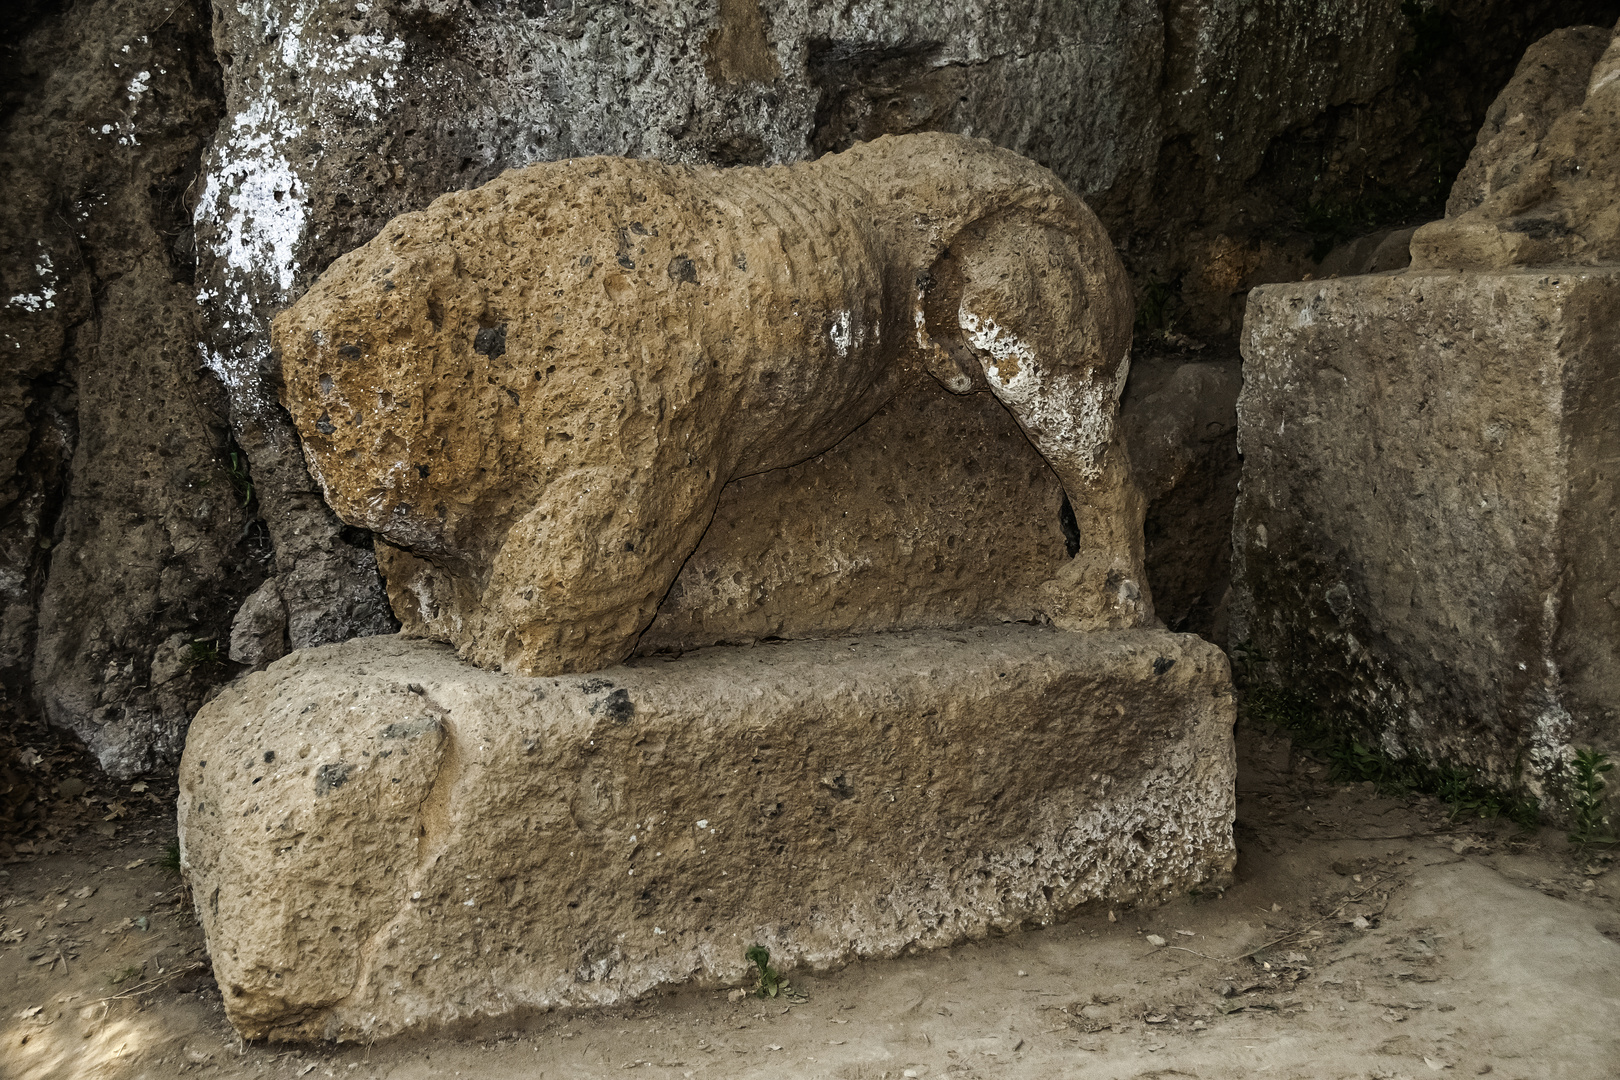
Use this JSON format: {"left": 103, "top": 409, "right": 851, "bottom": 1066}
{"left": 3, "top": 722, "right": 1618, "bottom": 1080}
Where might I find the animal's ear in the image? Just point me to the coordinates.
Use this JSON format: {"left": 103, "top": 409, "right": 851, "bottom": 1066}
{"left": 913, "top": 249, "right": 985, "bottom": 395}
{"left": 950, "top": 216, "right": 1130, "bottom": 383}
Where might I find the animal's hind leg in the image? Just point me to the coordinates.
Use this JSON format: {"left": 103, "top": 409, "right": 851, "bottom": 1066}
{"left": 946, "top": 215, "right": 1152, "bottom": 630}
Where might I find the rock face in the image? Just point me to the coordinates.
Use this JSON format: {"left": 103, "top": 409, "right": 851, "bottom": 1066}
{"left": 1234, "top": 269, "right": 1620, "bottom": 809}
{"left": 274, "top": 135, "right": 1147, "bottom": 675}
{"left": 0, "top": 0, "right": 269, "bottom": 776}
{"left": 1413, "top": 20, "right": 1620, "bottom": 269}
{"left": 178, "top": 627, "right": 1236, "bottom": 1041}
{"left": 1235, "top": 22, "right": 1620, "bottom": 815}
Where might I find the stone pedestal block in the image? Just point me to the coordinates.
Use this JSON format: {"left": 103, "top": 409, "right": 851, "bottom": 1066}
{"left": 178, "top": 627, "right": 1235, "bottom": 1040}
{"left": 1234, "top": 269, "right": 1620, "bottom": 805}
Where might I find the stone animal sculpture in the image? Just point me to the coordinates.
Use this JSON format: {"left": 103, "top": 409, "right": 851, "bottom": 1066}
{"left": 273, "top": 132, "right": 1146, "bottom": 675}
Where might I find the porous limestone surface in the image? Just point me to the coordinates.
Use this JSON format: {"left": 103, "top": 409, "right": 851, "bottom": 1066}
{"left": 1414, "top": 19, "right": 1620, "bottom": 270}
{"left": 273, "top": 134, "right": 1148, "bottom": 677}
{"left": 178, "top": 627, "right": 1236, "bottom": 1041}
{"left": 1233, "top": 268, "right": 1620, "bottom": 811}
{"left": 637, "top": 389, "right": 1072, "bottom": 653}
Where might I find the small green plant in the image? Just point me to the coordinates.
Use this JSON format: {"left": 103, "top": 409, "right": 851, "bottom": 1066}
{"left": 184, "top": 638, "right": 222, "bottom": 669}
{"left": 1569, "top": 750, "right": 1617, "bottom": 848}
{"left": 160, "top": 839, "right": 183, "bottom": 876}
{"left": 225, "top": 451, "right": 254, "bottom": 508}
{"left": 745, "top": 944, "right": 784, "bottom": 999}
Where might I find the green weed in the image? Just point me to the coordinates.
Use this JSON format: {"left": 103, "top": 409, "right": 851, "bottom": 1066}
{"left": 184, "top": 638, "right": 222, "bottom": 669}
{"left": 1569, "top": 749, "right": 1616, "bottom": 848}
{"left": 225, "top": 451, "right": 254, "bottom": 508}
{"left": 1134, "top": 276, "right": 1179, "bottom": 335}
{"left": 160, "top": 839, "right": 182, "bottom": 876}
{"left": 745, "top": 944, "right": 784, "bottom": 999}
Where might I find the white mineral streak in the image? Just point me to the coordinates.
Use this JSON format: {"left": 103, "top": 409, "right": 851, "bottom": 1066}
{"left": 958, "top": 303, "right": 1113, "bottom": 480}
{"left": 1528, "top": 701, "right": 1576, "bottom": 800}
{"left": 125, "top": 69, "right": 151, "bottom": 101}
{"left": 195, "top": 2, "right": 404, "bottom": 413}
{"left": 829, "top": 309, "right": 853, "bottom": 358}
{"left": 6, "top": 248, "right": 57, "bottom": 312}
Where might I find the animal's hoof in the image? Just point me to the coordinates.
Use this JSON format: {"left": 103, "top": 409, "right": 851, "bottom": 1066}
{"left": 1039, "top": 557, "right": 1153, "bottom": 631}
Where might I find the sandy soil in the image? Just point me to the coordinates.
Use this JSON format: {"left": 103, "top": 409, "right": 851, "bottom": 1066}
{"left": 4, "top": 724, "right": 1618, "bottom": 1080}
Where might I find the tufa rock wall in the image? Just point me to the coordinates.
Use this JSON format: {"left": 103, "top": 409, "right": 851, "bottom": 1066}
{"left": 0, "top": 0, "right": 266, "bottom": 777}
{"left": 7, "top": 0, "right": 1619, "bottom": 772}
{"left": 1235, "top": 21, "right": 1620, "bottom": 816}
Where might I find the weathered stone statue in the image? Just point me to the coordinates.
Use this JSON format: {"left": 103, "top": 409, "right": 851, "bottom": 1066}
{"left": 180, "top": 135, "right": 1236, "bottom": 1041}
{"left": 272, "top": 132, "right": 1148, "bottom": 676}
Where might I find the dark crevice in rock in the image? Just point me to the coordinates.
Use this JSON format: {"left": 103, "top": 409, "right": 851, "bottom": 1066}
{"left": 2, "top": 0, "right": 263, "bottom": 776}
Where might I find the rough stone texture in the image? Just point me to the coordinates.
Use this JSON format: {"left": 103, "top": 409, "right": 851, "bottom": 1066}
{"left": 1413, "top": 20, "right": 1620, "bottom": 269}
{"left": 639, "top": 389, "right": 1072, "bottom": 652}
{"left": 1233, "top": 269, "right": 1620, "bottom": 812}
{"left": 0, "top": 0, "right": 268, "bottom": 775}
{"left": 274, "top": 135, "right": 1148, "bottom": 675}
{"left": 1120, "top": 350, "right": 1243, "bottom": 642}
{"left": 1443, "top": 24, "right": 1614, "bottom": 218}
{"left": 178, "top": 627, "right": 1237, "bottom": 1041}
{"left": 228, "top": 579, "right": 290, "bottom": 669}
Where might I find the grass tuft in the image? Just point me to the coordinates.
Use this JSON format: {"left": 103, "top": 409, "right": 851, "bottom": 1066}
{"left": 160, "top": 839, "right": 182, "bottom": 876}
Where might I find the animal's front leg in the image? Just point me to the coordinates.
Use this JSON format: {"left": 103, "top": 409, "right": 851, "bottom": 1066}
{"left": 968, "top": 342, "right": 1152, "bottom": 630}
{"left": 1035, "top": 437, "right": 1152, "bottom": 631}
{"left": 469, "top": 462, "right": 722, "bottom": 675}
{"left": 948, "top": 218, "right": 1153, "bottom": 630}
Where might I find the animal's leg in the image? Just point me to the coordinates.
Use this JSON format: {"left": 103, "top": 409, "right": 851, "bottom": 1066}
{"left": 469, "top": 460, "right": 723, "bottom": 675}
{"left": 946, "top": 217, "right": 1152, "bottom": 630}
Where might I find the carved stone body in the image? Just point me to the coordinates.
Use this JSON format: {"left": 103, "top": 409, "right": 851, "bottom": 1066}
{"left": 273, "top": 133, "right": 1144, "bottom": 675}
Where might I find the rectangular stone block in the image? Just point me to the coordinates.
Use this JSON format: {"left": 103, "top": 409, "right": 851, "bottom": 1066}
{"left": 1234, "top": 268, "right": 1620, "bottom": 808}
{"left": 178, "top": 627, "right": 1235, "bottom": 1040}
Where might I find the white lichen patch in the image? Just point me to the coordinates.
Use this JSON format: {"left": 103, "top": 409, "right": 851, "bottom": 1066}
{"left": 829, "top": 309, "right": 853, "bottom": 358}
{"left": 197, "top": 95, "right": 307, "bottom": 296}
{"left": 273, "top": 6, "right": 405, "bottom": 122}
{"left": 194, "top": 1, "right": 406, "bottom": 414}
{"left": 958, "top": 302, "right": 1114, "bottom": 480}
{"left": 126, "top": 69, "right": 152, "bottom": 101}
